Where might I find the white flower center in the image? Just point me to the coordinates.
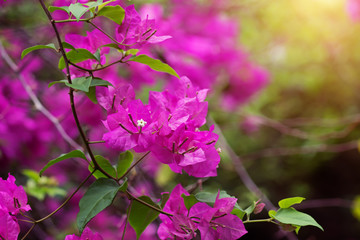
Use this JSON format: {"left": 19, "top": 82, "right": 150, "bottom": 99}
{"left": 137, "top": 119, "right": 147, "bottom": 127}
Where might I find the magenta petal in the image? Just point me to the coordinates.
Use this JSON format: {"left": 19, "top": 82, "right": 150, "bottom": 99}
{"left": 214, "top": 214, "right": 247, "bottom": 240}
{"left": 198, "top": 221, "right": 219, "bottom": 240}
{"left": 214, "top": 197, "right": 237, "bottom": 215}
{"left": 0, "top": 209, "right": 20, "bottom": 240}
{"left": 103, "top": 129, "right": 137, "bottom": 151}
{"left": 80, "top": 227, "right": 103, "bottom": 240}
{"left": 178, "top": 148, "right": 206, "bottom": 166}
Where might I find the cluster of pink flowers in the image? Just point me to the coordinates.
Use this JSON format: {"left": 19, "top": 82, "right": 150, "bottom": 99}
{"left": 0, "top": 174, "right": 31, "bottom": 240}
{"left": 101, "top": 77, "right": 220, "bottom": 177}
{"left": 0, "top": 0, "right": 268, "bottom": 238}
{"left": 140, "top": 0, "right": 269, "bottom": 110}
{"left": 158, "top": 184, "right": 247, "bottom": 240}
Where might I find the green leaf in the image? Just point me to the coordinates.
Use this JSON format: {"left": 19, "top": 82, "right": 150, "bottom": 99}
{"left": 83, "top": 0, "right": 103, "bottom": 9}
{"left": 21, "top": 44, "right": 56, "bottom": 59}
{"left": 58, "top": 48, "right": 97, "bottom": 70}
{"left": 128, "top": 196, "right": 160, "bottom": 239}
{"left": 97, "top": 0, "right": 115, "bottom": 11}
{"left": 77, "top": 178, "right": 120, "bottom": 232}
{"left": 93, "top": 49, "right": 101, "bottom": 63}
{"left": 40, "top": 150, "right": 86, "bottom": 176}
{"left": 88, "top": 155, "right": 117, "bottom": 179}
{"left": 102, "top": 43, "right": 124, "bottom": 52}
{"left": 97, "top": 5, "right": 125, "bottom": 25}
{"left": 48, "top": 80, "right": 67, "bottom": 88}
{"left": 231, "top": 208, "right": 246, "bottom": 220}
{"left": 182, "top": 194, "right": 199, "bottom": 210}
{"left": 244, "top": 201, "right": 257, "bottom": 216}
{"left": 65, "top": 76, "right": 92, "bottom": 92}
{"left": 116, "top": 151, "right": 133, "bottom": 178}
{"left": 48, "top": 6, "right": 70, "bottom": 14}
{"left": 129, "top": 55, "right": 180, "bottom": 78}
{"left": 85, "top": 86, "right": 98, "bottom": 104}
{"left": 194, "top": 191, "right": 243, "bottom": 211}
{"left": 160, "top": 193, "right": 170, "bottom": 209}
{"left": 90, "top": 78, "right": 114, "bottom": 87}
{"left": 62, "top": 42, "right": 76, "bottom": 51}
{"left": 126, "top": 49, "right": 139, "bottom": 56}
{"left": 268, "top": 210, "right": 277, "bottom": 218}
{"left": 352, "top": 195, "right": 360, "bottom": 221}
{"left": 274, "top": 208, "right": 323, "bottom": 231}
{"left": 69, "top": 3, "right": 88, "bottom": 21}
{"left": 279, "top": 197, "right": 306, "bottom": 209}
{"left": 23, "top": 169, "right": 67, "bottom": 201}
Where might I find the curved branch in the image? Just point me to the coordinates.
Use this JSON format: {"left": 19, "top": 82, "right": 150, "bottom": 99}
{"left": 0, "top": 40, "right": 83, "bottom": 152}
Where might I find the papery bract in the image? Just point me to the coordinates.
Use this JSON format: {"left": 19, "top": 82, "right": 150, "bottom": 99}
{"left": 65, "top": 226, "right": 103, "bottom": 240}
{"left": 0, "top": 173, "right": 31, "bottom": 214}
{"left": 116, "top": 5, "right": 171, "bottom": 50}
{"left": 158, "top": 185, "right": 247, "bottom": 240}
{"left": 0, "top": 206, "right": 20, "bottom": 240}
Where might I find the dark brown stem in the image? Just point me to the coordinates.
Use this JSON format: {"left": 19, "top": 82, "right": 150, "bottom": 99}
{"left": 121, "top": 200, "right": 133, "bottom": 240}
{"left": 35, "top": 171, "right": 94, "bottom": 223}
{"left": 87, "top": 21, "right": 134, "bottom": 48}
{"left": 69, "top": 59, "right": 124, "bottom": 72}
{"left": 21, "top": 224, "right": 36, "bottom": 240}
{"left": 38, "top": 0, "right": 114, "bottom": 180}
{"left": 126, "top": 190, "right": 173, "bottom": 216}
{"left": 88, "top": 140, "right": 106, "bottom": 144}
{"left": 118, "top": 151, "right": 150, "bottom": 180}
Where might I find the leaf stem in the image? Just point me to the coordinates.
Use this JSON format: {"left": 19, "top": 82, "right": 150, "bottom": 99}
{"left": 118, "top": 151, "right": 150, "bottom": 180}
{"left": 88, "top": 140, "right": 106, "bottom": 144}
{"left": 126, "top": 190, "right": 173, "bottom": 217}
{"left": 69, "top": 58, "right": 124, "bottom": 72}
{"left": 243, "top": 218, "right": 276, "bottom": 224}
{"left": 54, "top": 17, "right": 94, "bottom": 23}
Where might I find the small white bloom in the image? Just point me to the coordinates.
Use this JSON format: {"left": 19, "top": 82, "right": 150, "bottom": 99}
{"left": 137, "top": 119, "right": 147, "bottom": 127}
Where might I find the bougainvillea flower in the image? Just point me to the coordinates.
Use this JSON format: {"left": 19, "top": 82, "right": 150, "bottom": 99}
{"left": 151, "top": 124, "right": 220, "bottom": 177}
{"left": 103, "top": 99, "right": 155, "bottom": 152}
{"left": 189, "top": 192, "right": 247, "bottom": 240}
{"left": 158, "top": 184, "right": 197, "bottom": 239}
{"left": 158, "top": 185, "right": 247, "bottom": 240}
{"left": 0, "top": 206, "right": 20, "bottom": 240}
{"left": 64, "top": 227, "right": 103, "bottom": 240}
{"left": 96, "top": 84, "right": 136, "bottom": 114}
{"left": 116, "top": 5, "right": 171, "bottom": 50}
{"left": 0, "top": 173, "right": 31, "bottom": 215}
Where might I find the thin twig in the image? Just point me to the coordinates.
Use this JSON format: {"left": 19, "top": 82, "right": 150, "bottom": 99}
{"left": 208, "top": 116, "right": 298, "bottom": 240}
{"left": 38, "top": 0, "right": 114, "bottom": 180}
{"left": 208, "top": 116, "right": 276, "bottom": 210}
{"left": 35, "top": 170, "right": 94, "bottom": 223}
{"left": 69, "top": 58, "right": 124, "bottom": 72}
{"left": 0, "top": 41, "right": 83, "bottom": 152}
{"left": 88, "top": 140, "right": 106, "bottom": 144}
{"left": 118, "top": 151, "right": 150, "bottom": 180}
{"left": 21, "top": 224, "right": 36, "bottom": 240}
{"left": 121, "top": 200, "right": 133, "bottom": 240}
{"left": 126, "top": 190, "right": 173, "bottom": 216}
